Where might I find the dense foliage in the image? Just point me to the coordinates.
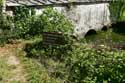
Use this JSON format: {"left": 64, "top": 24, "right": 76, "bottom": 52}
{"left": 13, "top": 7, "right": 73, "bottom": 38}
{"left": 13, "top": 6, "right": 36, "bottom": 38}
{"left": 109, "top": 1, "right": 125, "bottom": 22}
{"left": 0, "top": 6, "right": 73, "bottom": 44}
{"left": 28, "top": 7, "right": 73, "bottom": 36}
{"left": 24, "top": 40, "right": 125, "bottom": 83}
{"left": 24, "top": 7, "right": 74, "bottom": 58}
{"left": 67, "top": 44, "right": 125, "bottom": 83}
{"left": 0, "top": 2, "right": 125, "bottom": 83}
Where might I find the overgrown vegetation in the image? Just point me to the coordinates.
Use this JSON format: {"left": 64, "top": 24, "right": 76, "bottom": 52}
{"left": 0, "top": 1, "right": 125, "bottom": 83}
{"left": 67, "top": 44, "right": 125, "bottom": 83}
{"left": 17, "top": 48, "right": 63, "bottom": 83}
{"left": 109, "top": 0, "right": 125, "bottom": 22}
{"left": 24, "top": 39, "right": 125, "bottom": 83}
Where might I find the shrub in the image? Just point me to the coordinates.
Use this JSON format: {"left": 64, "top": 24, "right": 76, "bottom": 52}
{"left": 67, "top": 44, "right": 125, "bottom": 83}
{"left": 13, "top": 7, "right": 73, "bottom": 38}
{"left": 25, "top": 41, "right": 125, "bottom": 83}
{"left": 24, "top": 7, "right": 74, "bottom": 58}
{"left": 13, "top": 6, "right": 35, "bottom": 38}
{"left": 28, "top": 7, "right": 73, "bottom": 36}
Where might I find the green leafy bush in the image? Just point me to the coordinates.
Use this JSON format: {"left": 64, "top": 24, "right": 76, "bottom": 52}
{"left": 24, "top": 7, "right": 74, "bottom": 59}
{"left": 13, "top": 7, "right": 73, "bottom": 38}
{"left": 41, "top": 7, "right": 73, "bottom": 33}
{"left": 13, "top": 6, "right": 35, "bottom": 38}
{"left": 25, "top": 41, "right": 125, "bottom": 83}
{"left": 28, "top": 7, "right": 73, "bottom": 36}
{"left": 67, "top": 44, "right": 125, "bottom": 83}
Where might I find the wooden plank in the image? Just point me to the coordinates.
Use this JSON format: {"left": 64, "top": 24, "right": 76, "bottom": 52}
{"left": 42, "top": 32, "right": 64, "bottom": 46}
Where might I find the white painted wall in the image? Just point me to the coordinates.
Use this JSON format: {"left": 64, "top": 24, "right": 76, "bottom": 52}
{"left": 54, "top": 3, "right": 111, "bottom": 37}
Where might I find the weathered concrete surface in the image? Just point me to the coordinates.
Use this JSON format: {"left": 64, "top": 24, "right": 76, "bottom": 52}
{"left": 35, "top": 3, "right": 111, "bottom": 37}
{"left": 58, "top": 3, "right": 110, "bottom": 37}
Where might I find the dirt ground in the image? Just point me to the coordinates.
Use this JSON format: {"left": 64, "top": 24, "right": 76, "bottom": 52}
{"left": 0, "top": 44, "right": 26, "bottom": 83}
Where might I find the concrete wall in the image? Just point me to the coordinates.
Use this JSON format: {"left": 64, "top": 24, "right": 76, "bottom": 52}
{"left": 54, "top": 3, "right": 111, "bottom": 37}
{"left": 6, "top": 3, "right": 111, "bottom": 37}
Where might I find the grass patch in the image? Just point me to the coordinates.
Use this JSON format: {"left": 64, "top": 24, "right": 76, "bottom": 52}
{"left": 0, "top": 56, "right": 22, "bottom": 83}
{"left": 16, "top": 45, "right": 64, "bottom": 83}
{"left": 85, "top": 29, "right": 125, "bottom": 44}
